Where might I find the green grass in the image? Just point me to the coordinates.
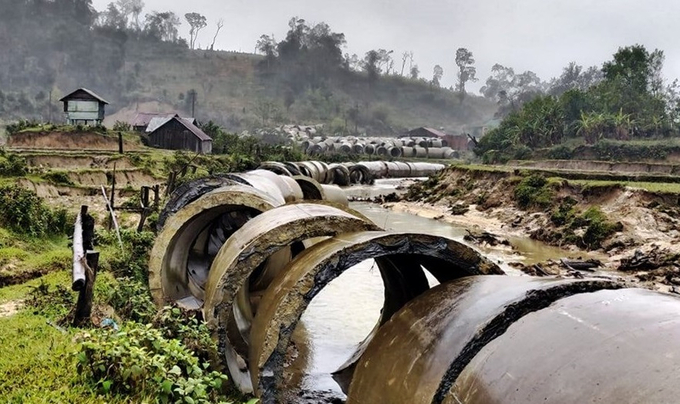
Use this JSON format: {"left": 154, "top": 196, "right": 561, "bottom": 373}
{"left": 0, "top": 311, "right": 122, "bottom": 403}
{"left": 567, "top": 179, "right": 680, "bottom": 194}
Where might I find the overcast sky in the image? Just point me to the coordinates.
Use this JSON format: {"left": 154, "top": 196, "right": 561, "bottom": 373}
{"left": 92, "top": 0, "right": 680, "bottom": 92}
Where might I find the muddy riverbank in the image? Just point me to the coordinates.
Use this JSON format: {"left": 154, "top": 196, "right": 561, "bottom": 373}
{"left": 380, "top": 166, "right": 680, "bottom": 293}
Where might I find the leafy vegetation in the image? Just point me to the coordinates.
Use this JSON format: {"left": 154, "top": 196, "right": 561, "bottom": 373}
{"left": 476, "top": 45, "right": 680, "bottom": 162}
{"left": 76, "top": 322, "right": 231, "bottom": 404}
{"left": 0, "top": 185, "right": 70, "bottom": 237}
{"left": 513, "top": 174, "right": 555, "bottom": 209}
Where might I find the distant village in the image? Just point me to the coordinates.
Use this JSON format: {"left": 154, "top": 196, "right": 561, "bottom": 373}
{"left": 60, "top": 87, "right": 487, "bottom": 158}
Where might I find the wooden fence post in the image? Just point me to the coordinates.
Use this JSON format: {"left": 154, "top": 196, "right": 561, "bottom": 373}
{"left": 73, "top": 205, "right": 99, "bottom": 327}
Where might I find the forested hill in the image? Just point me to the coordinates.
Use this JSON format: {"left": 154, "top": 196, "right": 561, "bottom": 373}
{"left": 0, "top": 0, "right": 497, "bottom": 134}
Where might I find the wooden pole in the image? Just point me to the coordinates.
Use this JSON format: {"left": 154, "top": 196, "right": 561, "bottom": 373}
{"left": 73, "top": 205, "right": 98, "bottom": 327}
{"left": 118, "top": 132, "right": 124, "bottom": 154}
{"left": 101, "top": 185, "right": 123, "bottom": 250}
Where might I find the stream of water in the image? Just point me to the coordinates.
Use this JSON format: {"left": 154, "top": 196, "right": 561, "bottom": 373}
{"left": 293, "top": 180, "right": 592, "bottom": 398}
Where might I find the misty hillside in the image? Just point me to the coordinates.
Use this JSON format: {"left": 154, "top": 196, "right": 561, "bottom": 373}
{"left": 0, "top": 0, "right": 497, "bottom": 134}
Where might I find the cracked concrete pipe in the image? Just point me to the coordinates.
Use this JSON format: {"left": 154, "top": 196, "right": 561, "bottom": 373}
{"left": 346, "top": 276, "right": 630, "bottom": 404}
{"left": 148, "top": 186, "right": 283, "bottom": 308}
{"left": 202, "top": 204, "right": 381, "bottom": 393}
{"left": 248, "top": 232, "right": 503, "bottom": 402}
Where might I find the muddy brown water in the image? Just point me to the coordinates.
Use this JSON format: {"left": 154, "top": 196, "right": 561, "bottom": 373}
{"left": 285, "top": 180, "right": 600, "bottom": 400}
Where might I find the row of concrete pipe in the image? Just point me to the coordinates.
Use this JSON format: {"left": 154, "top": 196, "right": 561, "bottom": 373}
{"left": 149, "top": 169, "right": 680, "bottom": 403}
{"left": 300, "top": 137, "right": 459, "bottom": 159}
{"left": 257, "top": 160, "right": 446, "bottom": 186}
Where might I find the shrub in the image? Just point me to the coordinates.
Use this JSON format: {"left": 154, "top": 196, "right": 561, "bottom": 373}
{"left": 153, "top": 307, "right": 219, "bottom": 367}
{"left": 513, "top": 175, "right": 554, "bottom": 210}
{"left": 26, "top": 281, "right": 74, "bottom": 319}
{"left": 547, "top": 145, "right": 573, "bottom": 160}
{"left": 0, "top": 185, "right": 71, "bottom": 237}
{"left": 105, "top": 277, "right": 156, "bottom": 323}
{"left": 76, "top": 322, "right": 230, "bottom": 403}
{"left": 113, "top": 121, "right": 132, "bottom": 131}
{"left": 0, "top": 152, "right": 28, "bottom": 176}
{"left": 576, "top": 207, "right": 622, "bottom": 249}
{"left": 42, "top": 171, "right": 74, "bottom": 186}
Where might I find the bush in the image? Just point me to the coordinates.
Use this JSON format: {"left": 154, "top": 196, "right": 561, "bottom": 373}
{"left": 153, "top": 307, "right": 219, "bottom": 367}
{"left": 99, "top": 229, "right": 155, "bottom": 282}
{"left": 576, "top": 207, "right": 622, "bottom": 249}
{"left": 547, "top": 145, "right": 573, "bottom": 160}
{"left": 26, "top": 281, "right": 74, "bottom": 319}
{"left": 0, "top": 152, "right": 28, "bottom": 176}
{"left": 105, "top": 277, "right": 156, "bottom": 323}
{"left": 513, "top": 175, "right": 554, "bottom": 210}
{"left": 113, "top": 121, "right": 132, "bottom": 131}
{"left": 42, "top": 171, "right": 74, "bottom": 186}
{"left": 76, "top": 322, "right": 230, "bottom": 403}
{"left": 0, "top": 185, "right": 71, "bottom": 237}
{"left": 6, "top": 119, "right": 40, "bottom": 135}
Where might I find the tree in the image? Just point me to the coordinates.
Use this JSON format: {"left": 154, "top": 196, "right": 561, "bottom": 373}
{"left": 209, "top": 19, "right": 224, "bottom": 50}
{"left": 363, "top": 50, "right": 380, "bottom": 86}
{"left": 432, "top": 65, "right": 443, "bottom": 87}
{"left": 410, "top": 65, "right": 420, "bottom": 80}
{"left": 144, "top": 11, "right": 181, "bottom": 42}
{"left": 455, "top": 48, "right": 477, "bottom": 98}
{"left": 116, "top": 0, "right": 144, "bottom": 29}
{"left": 548, "top": 62, "right": 603, "bottom": 96}
{"left": 185, "top": 12, "right": 207, "bottom": 49}
{"left": 100, "top": 2, "right": 128, "bottom": 30}
{"left": 400, "top": 51, "right": 413, "bottom": 76}
{"left": 256, "top": 34, "right": 277, "bottom": 69}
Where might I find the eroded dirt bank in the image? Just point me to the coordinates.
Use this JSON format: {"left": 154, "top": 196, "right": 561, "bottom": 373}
{"left": 385, "top": 166, "right": 680, "bottom": 292}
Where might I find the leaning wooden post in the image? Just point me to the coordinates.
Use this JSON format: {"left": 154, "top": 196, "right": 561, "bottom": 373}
{"left": 73, "top": 205, "right": 99, "bottom": 327}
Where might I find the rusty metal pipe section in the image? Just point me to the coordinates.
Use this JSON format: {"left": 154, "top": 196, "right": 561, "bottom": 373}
{"left": 344, "top": 276, "right": 680, "bottom": 404}
{"left": 248, "top": 232, "right": 503, "bottom": 402}
{"left": 202, "top": 204, "right": 381, "bottom": 393}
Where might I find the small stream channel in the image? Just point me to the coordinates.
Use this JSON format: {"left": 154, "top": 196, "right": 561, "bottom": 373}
{"left": 293, "top": 179, "right": 597, "bottom": 399}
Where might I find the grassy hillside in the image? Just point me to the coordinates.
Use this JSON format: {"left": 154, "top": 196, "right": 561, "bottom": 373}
{"left": 104, "top": 43, "right": 496, "bottom": 133}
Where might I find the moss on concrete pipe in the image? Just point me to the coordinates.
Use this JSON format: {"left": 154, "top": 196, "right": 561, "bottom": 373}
{"left": 202, "top": 204, "right": 380, "bottom": 393}
{"left": 248, "top": 232, "right": 503, "bottom": 402}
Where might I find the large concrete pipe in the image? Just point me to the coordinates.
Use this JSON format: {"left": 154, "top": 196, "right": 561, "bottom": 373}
{"left": 157, "top": 176, "right": 236, "bottom": 230}
{"left": 227, "top": 170, "right": 303, "bottom": 203}
{"left": 376, "top": 145, "right": 388, "bottom": 156}
{"left": 328, "top": 164, "right": 351, "bottom": 186}
{"left": 364, "top": 144, "right": 376, "bottom": 155}
{"left": 338, "top": 142, "right": 352, "bottom": 154}
{"left": 348, "top": 164, "right": 373, "bottom": 185}
{"left": 148, "top": 186, "right": 283, "bottom": 308}
{"left": 387, "top": 146, "right": 402, "bottom": 158}
{"left": 248, "top": 232, "right": 503, "bottom": 402}
{"left": 202, "top": 204, "right": 381, "bottom": 393}
{"left": 415, "top": 146, "right": 428, "bottom": 158}
{"left": 427, "top": 147, "right": 446, "bottom": 159}
{"left": 346, "top": 276, "right": 634, "bottom": 404}
{"left": 402, "top": 146, "right": 416, "bottom": 158}
{"left": 290, "top": 176, "right": 349, "bottom": 205}
{"left": 352, "top": 143, "right": 365, "bottom": 154}
{"left": 430, "top": 139, "right": 443, "bottom": 148}
{"left": 257, "top": 161, "right": 294, "bottom": 177}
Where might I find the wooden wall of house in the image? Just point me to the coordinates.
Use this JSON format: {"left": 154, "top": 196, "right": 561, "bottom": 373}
{"left": 149, "top": 119, "right": 211, "bottom": 154}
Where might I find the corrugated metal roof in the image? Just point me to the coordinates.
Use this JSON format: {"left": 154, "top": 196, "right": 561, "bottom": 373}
{"left": 150, "top": 116, "right": 212, "bottom": 142}
{"left": 145, "top": 114, "right": 197, "bottom": 133}
{"left": 421, "top": 127, "right": 448, "bottom": 137}
{"left": 59, "top": 88, "right": 109, "bottom": 104}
